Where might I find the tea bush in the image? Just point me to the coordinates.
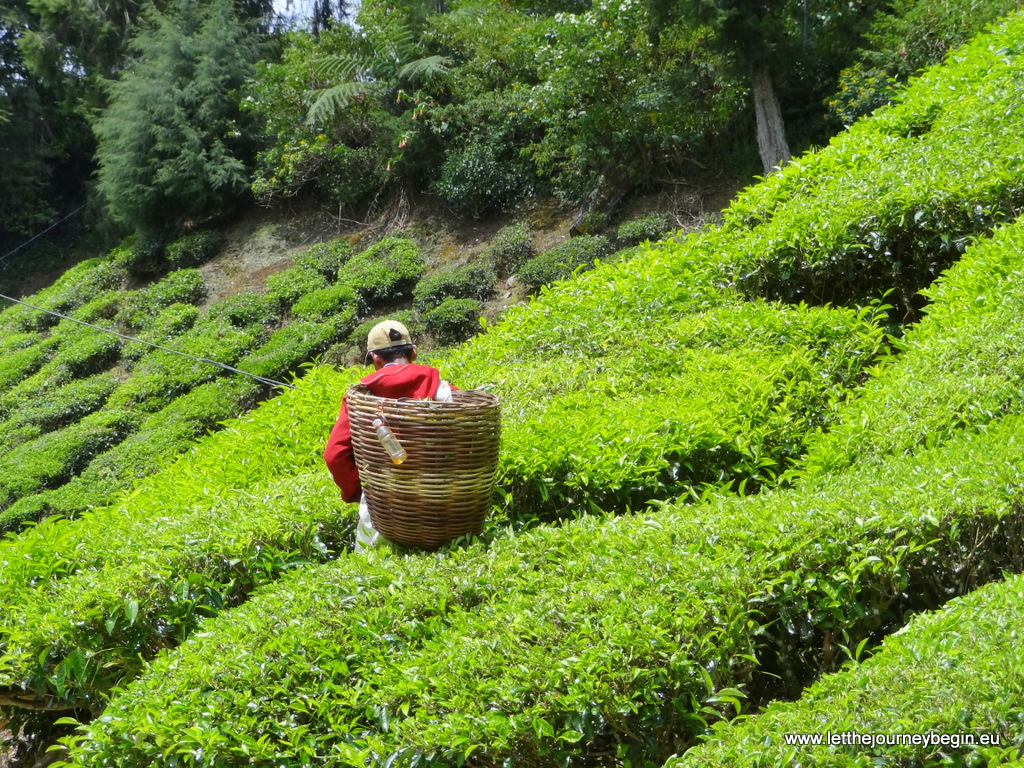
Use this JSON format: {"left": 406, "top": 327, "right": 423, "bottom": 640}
{"left": 674, "top": 574, "right": 1024, "bottom": 767}
{"left": 615, "top": 213, "right": 673, "bottom": 249}
{"left": 489, "top": 222, "right": 535, "bottom": 277}
{"left": 517, "top": 234, "right": 612, "bottom": 290}
{"left": 237, "top": 318, "right": 352, "bottom": 380}
{"left": 712, "top": 13, "right": 1024, "bottom": 307}
{"left": 69, "top": 291, "right": 123, "bottom": 323}
{"left": 117, "top": 269, "right": 207, "bottom": 329}
{"left": 800, "top": 219, "right": 1024, "bottom": 477}
{"left": 0, "top": 258, "right": 127, "bottom": 332}
{"left": 106, "top": 318, "right": 263, "bottom": 412}
{"left": 121, "top": 302, "right": 201, "bottom": 362}
{"left": 0, "top": 336, "right": 57, "bottom": 391}
{"left": 340, "top": 237, "right": 426, "bottom": 311}
{"left": 412, "top": 263, "right": 495, "bottom": 311}
{"left": 290, "top": 283, "right": 357, "bottom": 321}
{"left": 0, "top": 367, "right": 357, "bottom": 713}
{"left": 165, "top": 229, "right": 223, "bottom": 269}
{"left": 295, "top": 238, "right": 355, "bottom": 280}
{"left": 0, "top": 374, "right": 119, "bottom": 451}
{"left": 207, "top": 291, "right": 280, "bottom": 327}
{"left": 59, "top": 409, "right": 1024, "bottom": 767}
{"left": 422, "top": 297, "right": 482, "bottom": 345}
{"left": 0, "top": 410, "right": 139, "bottom": 514}
{"left": 0, "top": 378, "right": 264, "bottom": 530}
{"left": 263, "top": 265, "right": 329, "bottom": 311}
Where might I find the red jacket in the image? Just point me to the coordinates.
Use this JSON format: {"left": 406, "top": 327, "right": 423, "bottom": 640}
{"left": 324, "top": 363, "right": 453, "bottom": 503}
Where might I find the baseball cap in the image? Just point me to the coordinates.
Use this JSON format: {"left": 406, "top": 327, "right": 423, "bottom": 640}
{"left": 366, "top": 320, "right": 413, "bottom": 352}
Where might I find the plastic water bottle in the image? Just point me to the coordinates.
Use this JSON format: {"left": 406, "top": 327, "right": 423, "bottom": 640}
{"left": 373, "top": 418, "right": 407, "bottom": 464}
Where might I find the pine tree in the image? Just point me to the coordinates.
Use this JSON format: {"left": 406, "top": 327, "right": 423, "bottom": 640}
{"left": 93, "top": 0, "right": 260, "bottom": 234}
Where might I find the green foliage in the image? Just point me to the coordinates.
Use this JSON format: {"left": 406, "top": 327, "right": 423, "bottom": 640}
{"left": 0, "top": 257, "right": 127, "bottom": 332}
{"left": 615, "top": 213, "right": 673, "bottom": 248}
{"left": 517, "top": 235, "right": 612, "bottom": 290}
{"left": 116, "top": 269, "right": 206, "bottom": 330}
{"left": 800, "top": 220, "right": 1024, "bottom": 478}
{"left": 106, "top": 317, "right": 263, "bottom": 412}
{"left": 488, "top": 222, "right": 535, "bottom": 277}
{"left": 434, "top": 139, "right": 532, "bottom": 215}
{"left": 2, "top": 377, "right": 264, "bottom": 530}
{"left": 263, "top": 265, "right": 330, "bottom": 312}
{"left": 675, "top": 574, "right": 1024, "bottom": 767}
{"left": 715, "top": 12, "right": 1024, "bottom": 308}
{"left": 422, "top": 297, "right": 482, "bottom": 345}
{"left": 412, "top": 263, "right": 494, "bottom": 311}
{"left": 93, "top": 0, "right": 260, "bottom": 233}
{"left": 121, "top": 303, "right": 201, "bottom": 362}
{"left": 207, "top": 291, "right": 279, "bottom": 327}
{"left": 340, "top": 237, "right": 425, "bottom": 311}
{"left": 0, "top": 367, "right": 358, "bottom": 710}
{"left": 237, "top": 319, "right": 352, "bottom": 380}
{"left": 828, "top": 0, "right": 1019, "bottom": 126}
{"left": 290, "top": 283, "right": 358, "bottom": 321}
{"left": 294, "top": 238, "right": 356, "bottom": 280}
{"left": 0, "top": 410, "right": 139, "bottom": 513}
{"left": 165, "top": 229, "right": 224, "bottom": 269}
{"left": 0, "top": 337, "right": 57, "bottom": 392}
{"left": 59, "top": 408, "right": 1024, "bottom": 766}
{"left": 0, "top": 374, "right": 119, "bottom": 452}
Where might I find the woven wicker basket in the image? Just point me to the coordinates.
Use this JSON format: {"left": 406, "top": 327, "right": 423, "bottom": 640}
{"left": 347, "top": 386, "right": 501, "bottom": 548}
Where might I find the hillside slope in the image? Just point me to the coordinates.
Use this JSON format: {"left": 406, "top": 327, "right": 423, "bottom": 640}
{"left": 3, "top": 8, "right": 1024, "bottom": 768}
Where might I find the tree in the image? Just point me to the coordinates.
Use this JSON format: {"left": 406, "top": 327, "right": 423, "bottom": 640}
{"left": 93, "top": 0, "right": 262, "bottom": 234}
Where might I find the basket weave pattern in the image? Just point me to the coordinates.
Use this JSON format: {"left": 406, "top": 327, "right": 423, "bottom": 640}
{"left": 348, "top": 386, "right": 501, "bottom": 548}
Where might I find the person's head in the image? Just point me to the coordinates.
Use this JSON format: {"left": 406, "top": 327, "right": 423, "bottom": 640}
{"left": 366, "top": 320, "right": 417, "bottom": 370}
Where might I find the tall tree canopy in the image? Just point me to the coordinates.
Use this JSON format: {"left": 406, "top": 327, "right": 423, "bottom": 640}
{"left": 94, "top": 0, "right": 263, "bottom": 234}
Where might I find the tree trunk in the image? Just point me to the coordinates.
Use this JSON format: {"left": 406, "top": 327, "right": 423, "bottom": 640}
{"left": 751, "top": 64, "right": 791, "bottom": 174}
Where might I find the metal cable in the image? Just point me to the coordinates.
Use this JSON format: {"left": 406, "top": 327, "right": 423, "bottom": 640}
{"left": 0, "top": 203, "right": 89, "bottom": 265}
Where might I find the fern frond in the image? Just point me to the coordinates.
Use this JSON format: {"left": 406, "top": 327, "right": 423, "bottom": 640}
{"left": 399, "top": 55, "right": 453, "bottom": 85}
{"left": 308, "top": 81, "right": 378, "bottom": 126}
{"left": 312, "top": 54, "right": 361, "bottom": 82}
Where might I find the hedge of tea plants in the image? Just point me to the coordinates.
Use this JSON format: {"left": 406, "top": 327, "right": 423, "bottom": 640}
{"left": 56, "top": 406, "right": 1024, "bottom": 767}
{"left": 800, "top": 220, "right": 1024, "bottom": 478}
{"left": 0, "top": 367, "right": 359, "bottom": 715}
{"left": 673, "top": 573, "right": 1024, "bottom": 767}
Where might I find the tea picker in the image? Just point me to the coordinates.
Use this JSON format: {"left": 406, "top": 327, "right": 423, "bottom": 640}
{"left": 324, "top": 321, "right": 500, "bottom": 551}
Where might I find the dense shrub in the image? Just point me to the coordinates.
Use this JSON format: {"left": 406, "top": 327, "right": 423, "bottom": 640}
{"left": 0, "top": 258, "right": 127, "bottom": 331}
{"left": 106, "top": 318, "right": 263, "bottom": 412}
{"left": 489, "top": 222, "right": 535, "bottom": 277}
{"left": 340, "top": 237, "right": 425, "bottom": 312}
{"left": 263, "top": 265, "right": 329, "bottom": 311}
{"left": 674, "top": 574, "right": 1024, "bottom": 767}
{"left": 0, "top": 409, "right": 139, "bottom": 513}
{"left": 435, "top": 140, "right": 530, "bottom": 215}
{"left": 615, "top": 213, "right": 673, "bottom": 248}
{"left": 207, "top": 291, "right": 280, "bottom": 327}
{"left": 0, "top": 367, "right": 359, "bottom": 711}
{"left": 59, "top": 409, "right": 1024, "bottom": 767}
{"left": 237, "top": 319, "right": 352, "bottom": 380}
{"left": 165, "top": 229, "right": 223, "bottom": 269}
{"left": 70, "top": 291, "right": 123, "bottom": 323}
{"left": 0, "top": 374, "right": 119, "bottom": 451}
{"left": 517, "top": 234, "right": 612, "bottom": 290}
{"left": 290, "top": 283, "right": 358, "bottom": 321}
{"left": 295, "top": 238, "right": 355, "bottom": 280}
{"left": 422, "top": 297, "right": 482, "bottom": 345}
{"left": 412, "top": 263, "right": 495, "bottom": 311}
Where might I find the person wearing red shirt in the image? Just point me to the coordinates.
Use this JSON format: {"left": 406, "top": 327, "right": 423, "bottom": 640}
{"left": 324, "top": 320, "right": 454, "bottom": 550}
